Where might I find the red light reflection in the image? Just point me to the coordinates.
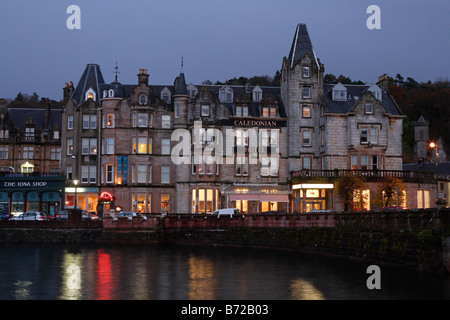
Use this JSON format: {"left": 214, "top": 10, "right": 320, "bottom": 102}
{"left": 95, "top": 248, "right": 114, "bottom": 300}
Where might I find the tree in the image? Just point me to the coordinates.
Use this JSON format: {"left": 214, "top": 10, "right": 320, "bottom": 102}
{"left": 373, "top": 177, "right": 406, "bottom": 209}
{"left": 335, "top": 174, "right": 367, "bottom": 211}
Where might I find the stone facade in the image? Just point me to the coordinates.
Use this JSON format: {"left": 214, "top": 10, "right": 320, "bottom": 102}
{"left": 57, "top": 23, "right": 413, "bottom": 215}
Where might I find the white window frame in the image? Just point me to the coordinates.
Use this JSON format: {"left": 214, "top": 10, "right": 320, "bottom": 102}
{"left": 161, "top": 115, "right": 171, "bottom": 128}
{"left": 67, "top": 115, "right": 73, "bottom": 130}
{"left": 161, "top": 138, "right": 171, "bottom": 155}
{"left": 161, "top": 166, "right": 170, "bottom": 184}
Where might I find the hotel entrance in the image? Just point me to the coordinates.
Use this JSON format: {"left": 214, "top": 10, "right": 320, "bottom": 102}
{"left": 291, "top": 183, "right": 334, "bottom": 213}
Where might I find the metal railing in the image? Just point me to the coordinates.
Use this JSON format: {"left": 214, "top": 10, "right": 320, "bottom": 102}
{"left": 291, "top": 169, "right": 435, "bottom": 182}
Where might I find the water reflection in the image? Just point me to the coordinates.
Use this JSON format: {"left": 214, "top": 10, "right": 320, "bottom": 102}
{"left": 13, "top": 280, "right": 33, "bottom": 300}
{"left": 60, "top": 251, "right": 82, "bottom": 300}
{"left": 0, "top": 244, "right": 449, "bottom": 300}
{"left": 188, "top": 254, "right": 217, "bottom": 300}
{"left": 290, "top": 279, "right": 325, "bottom": 300}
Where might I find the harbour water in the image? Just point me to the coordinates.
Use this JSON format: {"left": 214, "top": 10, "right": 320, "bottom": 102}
{"left": 0, "top": 243, "right": 449, "bottom": 300}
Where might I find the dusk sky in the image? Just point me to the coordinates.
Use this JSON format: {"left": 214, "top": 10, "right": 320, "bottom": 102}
{"left": 0, "top": 0, "right": 448, "bottom": 101}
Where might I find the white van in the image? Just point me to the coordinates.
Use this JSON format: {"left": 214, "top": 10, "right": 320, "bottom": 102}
{"left": 212, "top": 208, "right": 240, "bottom": 218}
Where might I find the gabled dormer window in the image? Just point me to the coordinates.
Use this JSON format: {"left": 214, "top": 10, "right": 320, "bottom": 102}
{"left": 85, "top": 88, "right": 96, "bottom": 101}
{"left": 332, "top": 83, "right": 347, "bottom": 101}
{"left": 368, "top": 84, "right": 382, "bottom": 101}
{"left": 219, "top": 86, "right": 233, "bottom": 103}
{"left": 252, "top": 86, "right": 262, "bottom": 102}
{"left": 187, "top": 84, "right": 198, "bottom": 99}
{"left": 161, "top": 87, "right": 171, "bottom": 103}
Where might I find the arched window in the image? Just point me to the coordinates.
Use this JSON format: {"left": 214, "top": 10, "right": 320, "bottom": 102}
{"left": 139, "top": 95, "right": 148, "bottom": 105}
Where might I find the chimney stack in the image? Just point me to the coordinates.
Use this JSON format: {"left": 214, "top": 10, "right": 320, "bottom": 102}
{"left": 63, "top": 81, "right": 75, "bottom": 100}
{"left": 138, "top": 69, "right": 149, "bottom": 85}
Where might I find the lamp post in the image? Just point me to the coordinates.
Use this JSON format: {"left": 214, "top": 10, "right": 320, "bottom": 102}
{"left": 429, "top": 142, "right": 439, "bottom": 205}
{"left": 74, "top": 179, "right": 78, "bottom": 209}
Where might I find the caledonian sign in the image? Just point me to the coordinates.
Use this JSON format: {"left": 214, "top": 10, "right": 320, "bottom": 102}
{"left": 221, "top": 119, "right": 286, "bottom": 127}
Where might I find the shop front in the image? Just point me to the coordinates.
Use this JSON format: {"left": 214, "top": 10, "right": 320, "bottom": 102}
{"left": 64, "top": 186, "right": 98, "bottom": 213}
{"left": 291, "top": 183, "right": 334, "bottom": 213}
{"left": 222, "top": 185, "right": 291, "bottom": 213}
{"left": 0, "top": 175, "right": 65, "bottom": 216}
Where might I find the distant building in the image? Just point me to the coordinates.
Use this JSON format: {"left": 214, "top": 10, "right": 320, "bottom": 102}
{"left": 0, "top": 98, "right": 64, "bottom": 214}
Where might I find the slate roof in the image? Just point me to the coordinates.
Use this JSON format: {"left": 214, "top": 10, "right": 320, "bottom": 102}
{"left": 8, "top": 108, "right": 62, "bottom": 131}
{"left": 71, "top": 64, "right": 105, "bottom": 105}
{"left": 72, "top": 65, "right": 285, "bottom": 118}
{"left": 192, "top": 84, "right": 285, "bottom": 118}
{"left": 288, "top": 23, "right": 319, "bottom": 68}
{"left": 403, "top": 162, "right": 450, "bottom": 176}
{"left": 322, "top": 83, "right": 403, "bottom": 115}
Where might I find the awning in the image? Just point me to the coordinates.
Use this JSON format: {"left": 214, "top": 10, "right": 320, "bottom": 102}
{"left": 229, "top": 194, "right": 262, "bottom": 201}
{"left": 259, "top": 194, "right": 289, "bottom": 202}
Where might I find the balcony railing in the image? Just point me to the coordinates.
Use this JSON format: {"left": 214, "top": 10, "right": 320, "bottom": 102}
{"left": 291, "top": 169, "right": 435, "bottom": 183}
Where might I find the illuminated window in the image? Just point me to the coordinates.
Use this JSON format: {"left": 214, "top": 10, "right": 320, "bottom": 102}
{"left": 161, "top": 194, "right": 170, "bottom": 213}
{"left": 353, "top": 189, "right": 370, "bottom": 211}
{"left": 138, "top": 137, "right": 147, "bottom": 154}
{"left": 262, "top": 107, "right": 277, "bottom": 117}
{"left": 81, "top": 138, "right": 97, "bottom": 155}
{"left": 67, "top": 138, "right": 73, "bottom": 155}
{"left": 302, "top": 105, "right": 311, "bottom": 118}
{"left": 105, "top": 114, "right": 115, "bottom": 128}
{"left": 236, "top": 200, "right": 248, "bottom": 213}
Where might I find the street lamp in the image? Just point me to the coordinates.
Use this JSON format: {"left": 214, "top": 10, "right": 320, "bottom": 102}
{"left": 74, "top": 179, "right": 78, "bottom": 209}
{"left": 429, "top": 141, "right": 439, "bottom": 204}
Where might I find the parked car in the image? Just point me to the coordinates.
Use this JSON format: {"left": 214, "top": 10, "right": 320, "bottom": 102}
{"left": 212, "top": 208, "right": 241, "bottom": 218}
{"left": 56, "top": 209, "right": 90, "bottom": 220}
{"left": 113, "top": 211, "right": 147, "bottom": 221}
{"left": 0, "top": 212, "right": 11, "bottom": 220}
{"left": 82, "top": 211, "right": 99, "bottom": 220}
{"left": 11, "top": 211, "right": 48, "bottom": 221}
{"left": 56, "top": 210, "right": 69, "bottom": 220}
